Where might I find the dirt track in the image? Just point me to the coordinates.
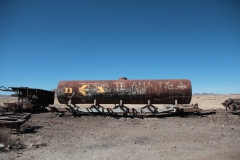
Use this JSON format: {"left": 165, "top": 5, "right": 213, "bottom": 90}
{"left": 1, "top": 95, "right": 240, "bottom": 160}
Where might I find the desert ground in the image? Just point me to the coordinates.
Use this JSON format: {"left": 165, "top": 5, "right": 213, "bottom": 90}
{"left": 0, "top": 94, "right": 240, "bottom": 160}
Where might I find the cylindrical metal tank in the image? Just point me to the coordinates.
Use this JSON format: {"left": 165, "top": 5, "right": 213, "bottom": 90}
{"left": 57, "top": 77, "right": 192, "bottom": 104}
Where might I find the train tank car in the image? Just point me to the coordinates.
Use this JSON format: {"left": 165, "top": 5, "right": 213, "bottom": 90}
{"left": 57, "top": 77, "right": 192, "bottom": 105}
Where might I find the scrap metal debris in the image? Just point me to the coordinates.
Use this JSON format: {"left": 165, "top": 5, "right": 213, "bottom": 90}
{"left": 221, "top": 98, "right": 240, "bottom": 111}
{"left": 0, "top": 113, "right": 31, "bottom": 132}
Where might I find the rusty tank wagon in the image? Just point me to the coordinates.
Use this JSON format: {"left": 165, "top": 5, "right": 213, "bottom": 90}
{"left": 53, "top": 77, "right": 200, "bottom": 116}
{"left": 57, "top": 77, "right": 192, "bottom": 105}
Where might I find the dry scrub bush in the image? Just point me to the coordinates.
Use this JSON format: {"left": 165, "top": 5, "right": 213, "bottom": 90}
{"left": 0, "top": 127, "right": 11, "bottom": 151}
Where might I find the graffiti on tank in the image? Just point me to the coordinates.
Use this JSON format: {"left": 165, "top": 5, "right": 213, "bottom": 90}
{"left": 131, "top": 82, "right": 147, "bottom": 94}
{"left": 164, "top": 82, "right": 174, "bottom": 89}
{"left": 163, "top": 82, "right": 188, "bottom": 90}
{"left": 113, "top": 82, "right": 126, "bottom": 92}
{"left": 78, "top": 83, "right": 108, "bottom": 96}
{"left": 63, "top": 81, "right": 189, "bottom": 96}
{"left": 176, "top": 83, "right": 188, "bottom": 89}
{"left": 63, "top": 87, "right": 73, "bottom": 94}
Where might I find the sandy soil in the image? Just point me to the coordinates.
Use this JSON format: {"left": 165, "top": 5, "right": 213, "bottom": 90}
{"left": 0, "top": 95, "right": 240, "bottom": 160}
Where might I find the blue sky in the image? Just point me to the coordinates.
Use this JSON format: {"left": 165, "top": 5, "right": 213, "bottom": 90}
{"left": 0, "top": 0, "right": 239, "bottom": 94}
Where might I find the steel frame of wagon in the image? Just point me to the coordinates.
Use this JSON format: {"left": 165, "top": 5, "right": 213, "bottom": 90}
{"left": 50, "top": 99, "right": 202, "bottom": 117}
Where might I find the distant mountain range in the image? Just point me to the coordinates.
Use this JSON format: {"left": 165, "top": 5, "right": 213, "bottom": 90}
{"left": 193, "top": 93, "right": 240, "bottom": 95}
{"left": 193, "top": 93, "right": 214, "bottom": 95}
{"left": 0, "top": 94, "right": 12, "bottom": 97}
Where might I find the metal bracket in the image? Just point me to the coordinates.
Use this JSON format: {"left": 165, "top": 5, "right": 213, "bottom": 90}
{"left": 89, "top": 99, "right": 105, "bottom": 116}
{"left": 113, "top": 100, "right": 129, "bottom": 114}
{"left": 67, "top": 92, "right": 75, "bottom": 106}
{"left": 141, "top": 100, "right": 159, "bottom": 114}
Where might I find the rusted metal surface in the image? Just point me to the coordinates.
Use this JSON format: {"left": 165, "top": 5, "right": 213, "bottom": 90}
{"left": 16, "top": 101, "right": 34, "bottom": 110}
{"left": 0, "top": 87, "right": 55, "bottom": 111}
{"left": 9, "top": 87, "right": 55, "bottom": 106}
{"left": 49, "top": 105, "right": 68, "bottom": 115}
{"left": 0, "top": 113, "right": 31, "bottom": 131}
{"left": 57, "top": 77, "right": 192, "bottom": 105}
{"left": 1, "top": 102, "right": 34, "bottom": 112}
{"left": 222, "top": 98, "right": 240, "bottom": 111}
{"left": 0, "top": 105, "right": 4, "bottom": 113}
{"left": 174, "top": 103, "right": 202, "bottom": 113}
{"left": 3, "top": 103, "right": 15, "bottom": 111}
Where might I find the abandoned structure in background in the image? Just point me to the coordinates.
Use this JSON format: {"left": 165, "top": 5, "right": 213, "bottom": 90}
{"left": 0, "top": 87, "right": 54, "bottom": 131}
{"left": 0, "top": 86, "right": 54, "bottom": 112}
